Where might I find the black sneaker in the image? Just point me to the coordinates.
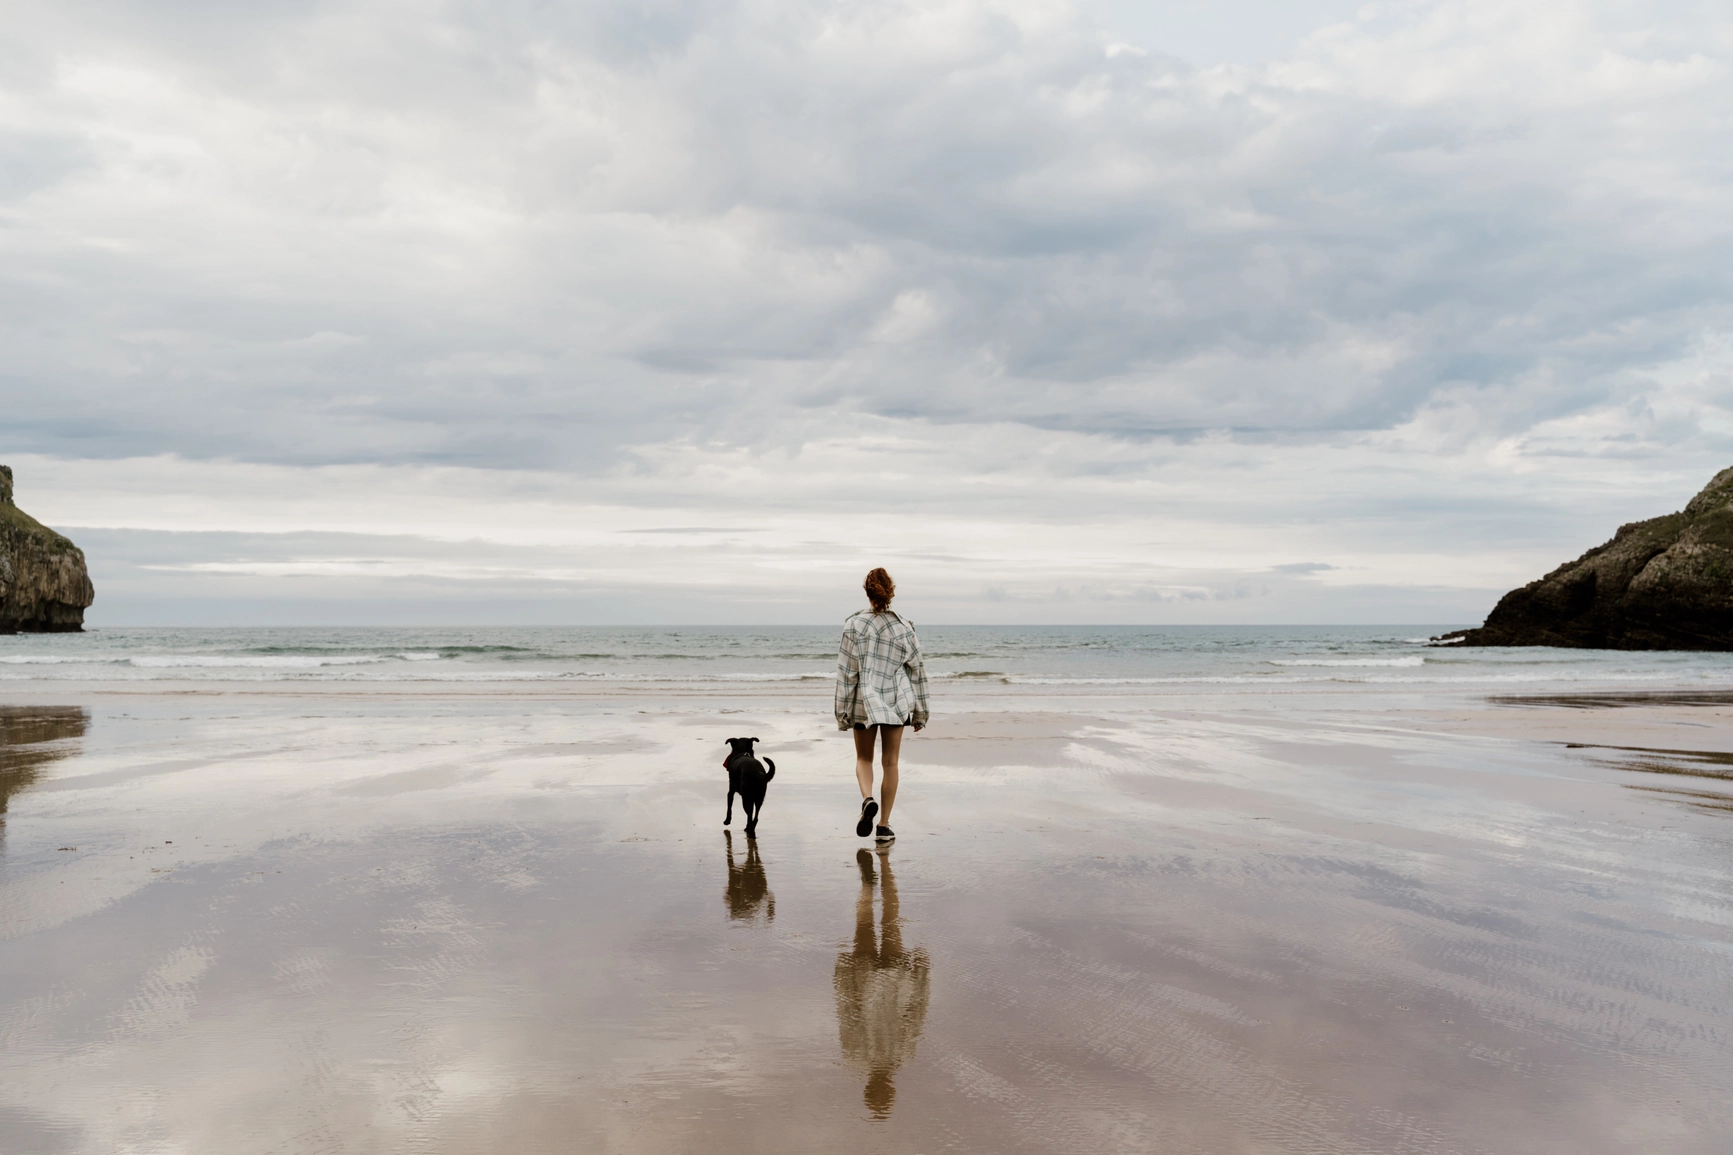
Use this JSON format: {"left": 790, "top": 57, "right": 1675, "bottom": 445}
{"left": 855, "top": 797, "right": 879, "bottom": 837}
{"left": 875, "top": 825, "right": 895, "bottom": 844}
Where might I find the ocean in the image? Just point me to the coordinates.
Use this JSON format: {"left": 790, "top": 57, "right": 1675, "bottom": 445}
{"left": 5, "top": 623, "right": 1733, "bottom": 690}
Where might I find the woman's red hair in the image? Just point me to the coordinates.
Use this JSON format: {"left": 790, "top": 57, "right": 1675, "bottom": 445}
{"left": 864, "top": 568, "right": 895, "bottom": 613}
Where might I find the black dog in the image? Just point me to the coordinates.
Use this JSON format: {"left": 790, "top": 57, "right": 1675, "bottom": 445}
{"left": 723, "top": 736, "right": 776, "bottom": 839}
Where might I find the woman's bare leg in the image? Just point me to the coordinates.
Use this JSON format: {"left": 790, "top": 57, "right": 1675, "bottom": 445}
{"left": 878, "top": 725, "right": 902, "bottom": 825}
{"left": 853, "top": 725, "right": 877, "bottom": 800}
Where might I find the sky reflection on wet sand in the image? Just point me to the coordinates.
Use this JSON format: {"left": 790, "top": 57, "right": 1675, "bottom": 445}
{"left": 1, "top": 684, "right": 1730, "bottom": 1153}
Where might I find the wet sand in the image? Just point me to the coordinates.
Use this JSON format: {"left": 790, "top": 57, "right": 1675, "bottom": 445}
{"left": 2, "top": 680, "right": 1731, "bottom": 1153}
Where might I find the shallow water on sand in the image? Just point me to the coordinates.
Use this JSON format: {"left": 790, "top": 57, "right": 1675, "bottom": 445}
{"left": 2, "top": 683, "right": 1731, "bottom": 1153}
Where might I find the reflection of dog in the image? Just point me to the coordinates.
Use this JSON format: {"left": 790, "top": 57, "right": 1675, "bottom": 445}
{"left": 723, "top": 830, "right": 774, "bottom": 922}
{"left": 723, "top": 736, "right": 776, "bottom": 839}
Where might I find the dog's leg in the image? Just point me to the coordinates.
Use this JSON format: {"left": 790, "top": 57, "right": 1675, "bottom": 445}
{"left": 749, "top": 763, "right": 771, "bottom": 839}
{"left": 725, "top": 786, "right": 734, "bottom": 826}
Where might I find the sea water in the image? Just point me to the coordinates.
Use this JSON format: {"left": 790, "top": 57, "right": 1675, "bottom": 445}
{"left": 4, "top": 624, "right": 1733, "bottom": 690}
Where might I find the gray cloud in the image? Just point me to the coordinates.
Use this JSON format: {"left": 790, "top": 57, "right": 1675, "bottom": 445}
{"left": 66, "top": 525, "right": 1497, "bottom": 626}
{"left": 3, "top": 0, "right": 1733, "bottom": 623}
{"left": 0, "top": 0, "right": 1728, "bottom": 471}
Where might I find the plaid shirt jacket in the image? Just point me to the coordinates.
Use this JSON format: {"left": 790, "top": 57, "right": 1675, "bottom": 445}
{"left": 835, "top": 609, "right": 931, "bottom": 730}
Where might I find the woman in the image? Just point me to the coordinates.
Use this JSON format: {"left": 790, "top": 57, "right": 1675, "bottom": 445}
{"left": 835, "top": 568, "right": 930, "bottom": 843}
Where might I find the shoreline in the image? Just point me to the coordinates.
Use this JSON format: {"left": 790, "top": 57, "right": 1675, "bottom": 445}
{"left": 8, "top": 674, "right": 1733, "bottom": 753}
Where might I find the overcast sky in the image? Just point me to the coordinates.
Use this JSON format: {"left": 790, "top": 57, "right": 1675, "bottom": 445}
{"left": 3, "top": 0, "right": 1731, "bottom": 625}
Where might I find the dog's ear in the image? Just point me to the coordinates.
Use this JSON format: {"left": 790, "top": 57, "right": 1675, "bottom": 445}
{"left": 750, "top": 737, "right": 758, "bottom": 743}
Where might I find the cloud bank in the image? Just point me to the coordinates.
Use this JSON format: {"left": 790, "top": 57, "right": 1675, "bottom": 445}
{"left": 2, "top": 0, "right": 1731, "bottom": 621}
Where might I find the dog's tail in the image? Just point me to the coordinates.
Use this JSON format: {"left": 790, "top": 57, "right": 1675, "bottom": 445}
{"left": 763, "top": 757, "right": 775, "bottom": 782}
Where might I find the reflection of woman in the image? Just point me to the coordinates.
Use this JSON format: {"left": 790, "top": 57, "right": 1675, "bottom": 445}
{"left": 834, "top": 848, "right": 930, "bottom": 1119}
{"left": 835, "top": 568, "right": 930, "bottom": 844}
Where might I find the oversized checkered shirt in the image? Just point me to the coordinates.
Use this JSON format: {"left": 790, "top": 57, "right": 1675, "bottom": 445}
{"left": 835, "top": 609, "right": 931, "bottom": 730}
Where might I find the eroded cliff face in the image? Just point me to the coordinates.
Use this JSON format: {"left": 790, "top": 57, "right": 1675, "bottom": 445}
{"left": 1442, "top": 466, "right": 1733, "bottom": 650}
{"left": 0, "top": 466, "right": 95, "bottom": 634}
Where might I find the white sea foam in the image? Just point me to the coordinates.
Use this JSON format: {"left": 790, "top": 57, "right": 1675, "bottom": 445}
{"left": 0, "top": 655, "right": 114, "bottom": 664}
{"left": 715, "top": 671, "right": 836, "bottom": 681}
{"left": 128, "top": 655, "right": 395, "bottom": 668}
{"left": 1005, "top": 676, "right": 1293, "bottom": 685}
{"left": 1268, "top": 656, "right": 1425, "bottom": 668}
{"left": 1006, "top": 668, "right": 1733, "bottom": 687}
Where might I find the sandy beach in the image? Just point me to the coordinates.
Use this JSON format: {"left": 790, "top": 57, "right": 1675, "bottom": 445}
{"left": 9, "top": 0, "right": 1733, "bottom": 1146}
{"left": 3, "top": 676, "right": 1731, "bottom": 1153}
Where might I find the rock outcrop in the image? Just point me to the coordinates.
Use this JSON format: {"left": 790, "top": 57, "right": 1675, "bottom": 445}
{"left": 0, "top": 465, "right": 95, "bottom": 633}
{"left": 1440, "top": 466, "right": 1733, "bottom": 650}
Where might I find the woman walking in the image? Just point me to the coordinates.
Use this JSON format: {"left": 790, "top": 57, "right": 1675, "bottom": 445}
{"left": 835, "top": 568, "right": 930, "bottom": 843}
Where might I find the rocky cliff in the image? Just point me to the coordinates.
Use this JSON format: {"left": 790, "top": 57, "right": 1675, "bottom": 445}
{"left": 1440, "top": 466, "right": 1733, "bottom": 650}
{"left": 0, "top": 466, "right": 95, "bottom": 633}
